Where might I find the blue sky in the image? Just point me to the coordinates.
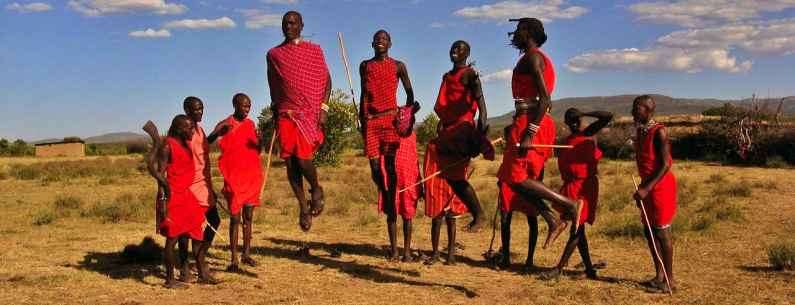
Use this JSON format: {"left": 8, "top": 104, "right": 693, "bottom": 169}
{"left": 2, "top": 0, "right": 794, "bottom": 141}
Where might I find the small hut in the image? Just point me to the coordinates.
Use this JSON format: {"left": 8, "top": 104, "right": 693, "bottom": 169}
{"left": 35, "top": 138, "right": 85, "bottom": 157}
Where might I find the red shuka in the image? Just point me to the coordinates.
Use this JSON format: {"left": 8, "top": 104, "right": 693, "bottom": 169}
{"left": 218, "top": 116, "right": 264, "bottom": 215}
{"left": 423, "top": 142, "right": 468, "bottom": 218}
{"left": 377, "top": 133, "right": 420, "bottom": 219}
{"left": 363, "top": 58, "right": 400, "bottom": 158}
{"left": 160, "top": 137, "right": 206, "bottom": 240}
{"left": 635, "top": 124, "right": 677, "bottom": 227}
{"left": 435, "top": 66, "right": 478, "bottom": 126}
{"left": 556, "top": 132, "right": 602, "bottom": 225}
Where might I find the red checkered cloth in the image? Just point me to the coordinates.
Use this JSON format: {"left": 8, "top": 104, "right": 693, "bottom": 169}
{"left": 423, "top": 141, "right": 468, "bottom": 218}
{"left": 267, "top": 40, "right": 329, "bottom": 145}
{"left": 377, "top": 133, "right": 420, "bottom": 219}
{"left": 363, "top": 58, "right": 398, "bottom": 114}
{"left": 393, "top": 103, "right": 418, "bottom": 137}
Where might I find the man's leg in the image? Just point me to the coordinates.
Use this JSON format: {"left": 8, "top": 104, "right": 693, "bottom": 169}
{"left": 511, "top": 179, "right": 578, "bottom": 248}
{"left": 526, "top": 215, "right": 539, "bottom": 270}
{"left": 195, "top": 206, "right": 220, "bottom": 273}
{"left": 498, "top": 211, "right": 512, "bottom": 269}
{"left": 654, "top": 227, "right": 675, "bottom": 290}
{"left": 445, "top": 215, "right": 457, "bottom": 265}
{"left": 297, "top": 158, "right": 324, "bottom": 216}
{"left": 402, "top": 217, "right": 414, "bottom": 262}
{"left": 164, "top": 237, "right": 187, "bottom": 289}
{"left": 448, "top": 180, "right": 486, "bottom": 233}
{"left": 227, "top": 213, "right": 242, "bottom": 272}
{"left": 577, "top": 227, "right": 597, "bottom": 279}
{"left": 286, "top": 157, "right": 311, "bottom": 231}
{"left": 194, "top": 238, "right": 218, "bottom": 284}
{"left": 177, "top": 236, "right": 192, "bottom": 282}
{"left": 425, "top": 217, "right": 442, "bottom": 265}
{"left": 241, "top": 205, "right": 257, "bottom": 266}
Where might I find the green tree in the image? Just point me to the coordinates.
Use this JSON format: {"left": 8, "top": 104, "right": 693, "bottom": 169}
{"left": 415, "top": 113, "right": 439, "bottom": 146}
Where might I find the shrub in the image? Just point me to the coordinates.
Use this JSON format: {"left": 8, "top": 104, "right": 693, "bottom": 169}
{"left": 83, "top": 193, "right": 149, "bottom": 223}
{"left": 705, "top": 174, "right": 726, "bottom": 184}
{"left": 9, "top": 164, "right": 41, "bottom": 180}
{"left": 415, "top": 113, "right": 439, "bottom": 146}
{"left": 8, "top": 158, "right": 138, "bottom": 181}
{"left": 33, "top": 211, "right": 58, "bottom": 226}
{"left": 715, "top": 182, "right": 752, "bottom": 198}
{"left": 767, "top": 240, "right": 795, "bottom": 270}
{"left": 690, "top": 215, "right": 714, "bottom": 231}
{"left": 54, "top": 196, "right": 83, "bottom": 211}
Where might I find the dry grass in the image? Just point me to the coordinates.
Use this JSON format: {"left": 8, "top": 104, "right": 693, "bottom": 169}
{"left": 0, "top": 154, "right": 794, "bottom": 305}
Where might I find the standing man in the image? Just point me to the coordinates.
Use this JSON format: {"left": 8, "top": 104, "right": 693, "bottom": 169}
{"left": 267, "top": 11, "right": 331, "bottom": 232}
{"left": 359, "top": 29, "right": 419, "bottom": 260}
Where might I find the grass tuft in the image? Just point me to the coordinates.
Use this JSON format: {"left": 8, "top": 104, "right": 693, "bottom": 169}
{"left": 767, "top": 240, "right": 795, "bottom": 271}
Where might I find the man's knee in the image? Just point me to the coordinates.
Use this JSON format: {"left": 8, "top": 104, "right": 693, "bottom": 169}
{"left": 386, "top": 212, "right": 397, "bottom": 223}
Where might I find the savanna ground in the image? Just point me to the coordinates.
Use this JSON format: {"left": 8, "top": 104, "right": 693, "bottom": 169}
{"left": 0, "top": 153, "right": 793, "bottom": 305}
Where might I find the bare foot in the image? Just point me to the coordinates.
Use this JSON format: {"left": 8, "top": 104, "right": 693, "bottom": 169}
{"left": 309, "top": 187, "right": 325, "bottom": 217}
{"left": 198, "top": 275, "right": 221, "bottom": 285}
{"left": 299, "top": 208, "right": 313, "bottom": 232}
{"left": 445, "top": 255, "right": 457, "bottom": 265}
{"left": 424, "top": 255, "right": 440, "bottom": 266}
{"left": 465, "top": 217, "right": 486, "bottom": 233}
{"left": 401, "top": 252, "right": 416, "bottom": 263}
{"left": 178, "top": 266, "right": 194, "bottom": 283}
{"left": 543, "top": 220, "right": 568, "bottom": 249}
{"left": 241, "top": 256, "right": 258, "bottom": 267}
{"left": 225, "top": 264, "right": 244, "bottom": 274}
{"left": 164, "top": 280, "right": 189, "bottom": 289}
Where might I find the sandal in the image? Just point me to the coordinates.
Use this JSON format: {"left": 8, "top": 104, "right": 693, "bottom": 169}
{"left": 309, "top": 187, "right": 325, "bottom": 217}
{"left": 299, "top": 202, "right": 313, "bottom": 232}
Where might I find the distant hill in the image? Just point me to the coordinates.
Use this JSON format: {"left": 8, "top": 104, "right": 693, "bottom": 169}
{"left": 84, "top": 132, "right": 149, "bottom": 144}
{"left": 488, "top": 94, "right": 795, "bottom": 127}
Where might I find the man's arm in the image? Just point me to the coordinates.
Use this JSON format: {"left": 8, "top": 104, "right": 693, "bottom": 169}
{"left": 582, "top": 111, "right": 614, "bottom": 137}
{"left": 635, "top": 128, "right": 672, "bottom": 201}
{"left": 207, "top": 121, "right": 230, "bottom": 144}
{"left": 202, "top": 141, "right": 216, "bottom": 207}
{"left": 155, "top": 141, "right": 171, "bottom": 202}
{"left": 396, "top": 61, "right": 415, "bottom": 106}
{"left": 519, "top": 53, "right": 550, "bottom": 151}
{"left": 319, "top": 71, "right": 331, "bottom": 127}
{"left": 463, "top": 69, "right": 488, "bottom": 133}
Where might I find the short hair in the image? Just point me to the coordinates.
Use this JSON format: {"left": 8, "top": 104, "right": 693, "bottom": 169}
{"left": 564, "top": 108, "right": 579, "bottom": 120}
{"left": 510, "top": 17, "right": 547, "bottom": 48}
{"left": 283, "top": 11, "right": 302, "bottom": 23}
{"left": 183, "top": 96, "right": 202, "bottom": 110}
{"left": 168, "top": 114, "right": 191, "bottom": 138}
{"left": 233, "top": 93, "right": 251, "bottom": 106}
{"left": 633, "top": 94, "right": 655, "bottom": 110}
{"left": 373, "top": 29, "right": 391, "bottom": 41}
{"left": 452, "top": 40, "right": 470, "bottom": 52}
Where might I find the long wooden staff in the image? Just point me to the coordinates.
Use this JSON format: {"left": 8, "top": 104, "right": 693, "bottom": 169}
{"left": 514, "top": 143, "right": 574, "bottom": 149}
{"left": 399, "top": 137, "right": 504, "bottom": 193}
{"left": 142, "top": 121, "right": 165, "bottom": 234}
{"left": 337, "top": 32, "right": 360, "bottom": 129}
{"left": 632, "top": 176, "right": 674, "bottom": 296}
{"left": 260, "top": 129, "right": 278, "bottom": 196}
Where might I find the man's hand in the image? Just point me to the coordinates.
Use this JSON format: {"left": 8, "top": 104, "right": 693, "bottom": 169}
{"left": 213, "top": 122, "right": 232, "bottom": 137}
{"left": 518, "top": 132, "right": 535, "bottom": 156}
{"left": 569, "top": 108, "right": 583, "bottom": 120}
{"left": 319, "top": 110, "right": 328, "bottom": 129}
{"left": 633, "top": 186, "right": 650, "bottom": 202}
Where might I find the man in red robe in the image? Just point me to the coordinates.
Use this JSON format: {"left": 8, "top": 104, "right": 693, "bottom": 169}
{"left": 358, "top": 29, "right": 419, "bottom": 261}
{"left": 496, "top": 17, "right": 582, "bottom": 271}
{"left": 632, "top": 95, "right": 678, "bottom": 293}
{"left": 212, "top": 93, "right": 264, "bottom": 273}
{"left": 267, "top": 11, "right": 331, "bottom": 232}
{"left": 154, "top": 115, "right": 212, "bottom": 288}
{"left": 541, "top": 108, "right": 613, "bottom": 280}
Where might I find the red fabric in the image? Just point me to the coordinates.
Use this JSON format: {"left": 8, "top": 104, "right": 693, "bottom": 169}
{"left": 423, "top": 142, "right": 468, "bottom": 218}
{"left": 393, "top": 104, "right": 416, "bottom": 137}
{"left": 364, "top": 115, "right": 399, "bottom": 158}
{"left": 497, "top": 113, "right": 556, "bottom": 183}
{"left": 188, "top": 124, "right": 210, "bottom": 207}
{"left": 511, "top": 48, "right": 555, "bottom": 101}
{"left": 556, "top": 132, "right": 602, "bottom": 225}
{"left": 267, "top": 40, "right": 328, "bottom": 145}
{"left": 635, "top": 124, "right": 677, "bottom": 227}
{"left": 218, "top": 117, "right": 264, "bottom": 215}
{"left": 377, "top": 133, "right": 420, "bottom": 219}
{"left": 160, "top": 137, "right": 206, "bottom": 240}
{"left": 278, "top": 116, "right": 323, "bottom": 160}
{"left": 363, "top": 58, "right": 398, "bottom": 114}
{"left": 433, "top": 120, "right": 495, "bottom": 181}
{"left": 434, "top": 66, "right": 478, "bottom": 126}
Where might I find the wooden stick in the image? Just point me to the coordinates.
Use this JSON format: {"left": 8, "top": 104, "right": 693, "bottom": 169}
{"left": 398, "top": 137, "right": 503, "bottom": 193}
{"left": 514, "top": 143, "right": 574, "bottom": 149}
{"left": 337, "top": 32, "right": 360, "bottom": 129}
{"left": 204, "top": 220, "right": 227, "bottom": 243}
{"left": 260, "top": 129, "right": 277, "bottom": 196}
{"left": 632, "top": 176, "right": 674, "bottom": 296}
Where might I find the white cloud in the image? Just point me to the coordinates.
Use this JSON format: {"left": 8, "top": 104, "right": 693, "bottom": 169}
{"left": 481, "top": 69, "right": 513, "bottom": 83}
{"left": 239, "top": 9, "right": 281, "bottom": 29}
{"left": 5, "top": 2, "right": 53, "bottom": 13}
{"left": 68, "top": 0, "right": 186, "bottom": 16}
{"left": 629, "top": 0, "right": 795, "bottom": 27}
{"left": 164, "top": 16, "right": 236, "bottom": 29}
{"left": 129, "top": 28, "right": 171, "bottom": 38}
{"left": 566, "top": 47, "right": 752, "bottom": 73}
{"left": 429, "top": 21, "right": 447, "bottom": 28}
{"left": 261, "top": 0, "right": 297, "bottom": 3}
{"left": 454, "top": 0, "right": 588, "bottom": 23}
{"left": 657, "top": 18, "right": 795, "bottom": 55}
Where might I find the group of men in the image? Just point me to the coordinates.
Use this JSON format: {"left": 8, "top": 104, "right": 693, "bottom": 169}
{"left": 151, "top": 11, "right": 679, "bottom": 294}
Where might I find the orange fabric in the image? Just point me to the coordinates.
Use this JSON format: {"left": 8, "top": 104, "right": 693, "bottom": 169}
{"left": 556, "top": 132, "right": 602, "bottom": 225}
{"left": 635, "top": 124, "right": 677, "bottom": 227}
{"left": 160, "top": 137, "right": 206, "bottom": 240}
{"left": 278, "top": 116, "right": 322, "bottom": 160}
{"left": 423, "top": 142, "right": 468, "bottom": 218}
{"left": 188, "top": 125, "right": 210, "bottom": 207}
{"left": 434, "top": 66, "right": 478, "bottom": 126}
{"left": 218, "top": 116, "right": 264, "bottom": 215}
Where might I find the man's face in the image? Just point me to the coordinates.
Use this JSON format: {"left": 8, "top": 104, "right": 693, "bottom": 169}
{"left": 282, "top": 13, "right": 303, "bottom": 41}
{"left": 176, "top": 117, "right": 194, "bottom": 140}
{"left": 565, "top": 113, "right": 581, "bottom": 133}
{"left": 234, "top": 98, "right": 252, "bottom": 118}
{"left": 632, "top": 100, "right": 652, "bottom": 124}
{"left": 184, "top": 101, "right": 204, "bottom": 123}
{"left": 372, "top": 31, "right": 391, "bottom": 54}
{"left": 510, "top": 23, "right": 530, "bottom": 50}
{"left": 449, "top": 42, "right": 469, "bottom": 63}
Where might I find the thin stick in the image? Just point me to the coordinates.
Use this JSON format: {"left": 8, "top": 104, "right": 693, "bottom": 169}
{"left": 632, "top": 176, "right": 674, "bottom": 296}
{"left": 399, "top": 137, "right": 503, "bottom": 193}
{"left": 514, "top": 143, "right": 574, "bottom": 149}
{"left": 486, "top": 190, "right": 500, "bottom": 254}
{"left": 260, "top": 129, "right": 277, "bottom": 196}
{"left": 204, "top": 220, "right": 227, "bottom": 243}
{"left": 338, "top": 32, "right": 360, "bottom": 129}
